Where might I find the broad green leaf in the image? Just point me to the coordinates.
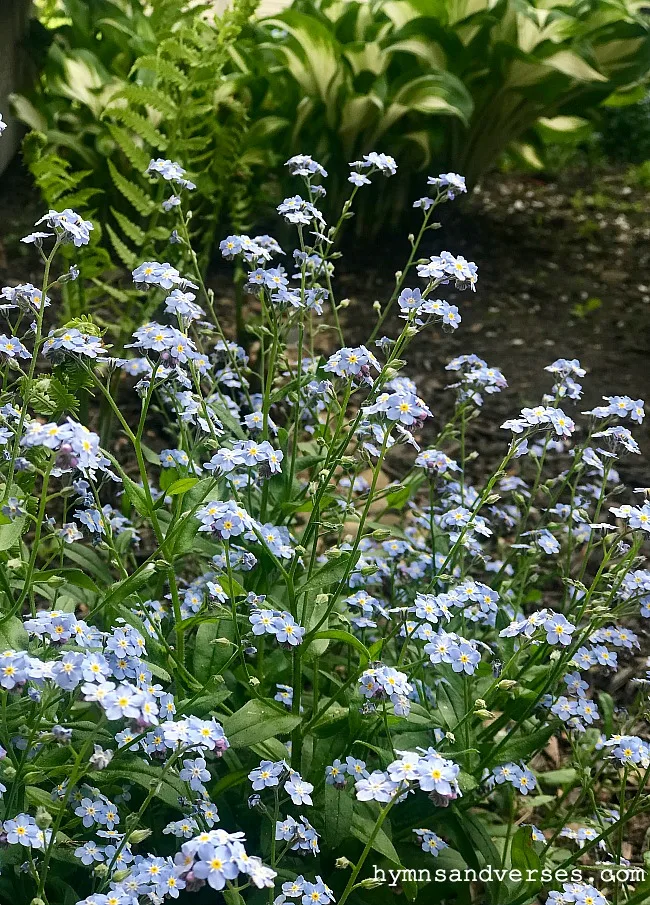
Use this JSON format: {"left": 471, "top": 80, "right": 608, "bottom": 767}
{"left": 264, "top": 11, "right": 344, "bottom": 105}
{"left": 166, "top": 477, "right": 199, "bottom": 496}
{"left": 0, "top": 514, "right": 27, "bottom": 552}
{"left": 98, "top": 564, "right": 156, "bottom": 612}
{"left": 324, "top": 783, "right": 353, "bottom": 848}
{"left": 378, "top": 72, "right": 473, "bottom": 138}
{"left": 0, "top": 616, "right": 29, "bottom": 650}
{"left": 484, "top": 724, "right": 554, "bottom": 769}
{"left": 32, "top": 568, "right": 100, "bottom": 595}
{"left": 101, "top": 755, "right": 187, "bottom": 809}
{"left": 222, "top": 699, "right": 301, "bottom": 748}
{"left": 122, "top": 474, "right": 151, "bottom": 518}
{"left": 351, "top": 809, "right": 399, "bottom": 863}
{"left": 298, "top": 553, "right": 358, "bottom": 599}
{"left": 193, "top": 618, "right": 236, "bottom": 681}
{"left": 311, "top": 630, "right": 370, "bottom": 667}
{"left": 543, "top": 50, "right": 607, "bottom": 82}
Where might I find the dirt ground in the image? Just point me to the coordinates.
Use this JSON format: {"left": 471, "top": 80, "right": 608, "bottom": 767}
{"left": 330, "top": 169, "right": 650, "bottom": 487}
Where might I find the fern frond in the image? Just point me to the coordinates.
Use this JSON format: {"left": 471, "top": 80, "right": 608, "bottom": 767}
{"left": 130, "top": 55, "right": 189, "bottom": 88}
{"left": 106, "top": 224, "right": 137, "bottom": 269}
{"left": 105, "top": 108, "right": 167, "bottom": 151}
{"left": 107, "top": 160, "right": 155, "bottom": 216}
{"left": 106, "top": 124, "right": 150, "bottom": 172}
{"left": 110, "top": 208, "right": 147, "bottom": 246}
{"left": 113, "top": 85, "right": 177, "bottom": 119}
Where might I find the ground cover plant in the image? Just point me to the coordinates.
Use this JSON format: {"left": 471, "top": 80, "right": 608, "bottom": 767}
{"left": 0, "top": 114, "right": 648, "bottom": 905}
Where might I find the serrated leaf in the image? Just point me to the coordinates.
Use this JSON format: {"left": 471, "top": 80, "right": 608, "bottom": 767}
{"left": 107, "top": 160, "right": 155, "bottom": 216}
{"left": 114, "top": 84, "right": 177, "bottom": 117}
{"left": 106, "top": 123, "right": 151, "bottom": 171}
{"left": 105, "top": 106, "right": 168, "bottom": 150}
{"left": 110, "top": 208, "right": 146, "bottom": 245}
{"left": 132, "top": 55, "right": 189, "bottom": 87}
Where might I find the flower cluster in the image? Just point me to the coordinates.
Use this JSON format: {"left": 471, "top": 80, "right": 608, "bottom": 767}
{"left": 0, "top": 125, "right": 646, "bottom": 905}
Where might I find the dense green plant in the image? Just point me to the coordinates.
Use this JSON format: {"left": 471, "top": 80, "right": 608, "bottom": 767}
{"left": 1, "top": 95, "right": 650, "bottom": 902}
{"left": 13, "top": 0, "right": 263, "bottom": 334}
{"left": 233, "top": 0, "right": 650, "bottom": 221}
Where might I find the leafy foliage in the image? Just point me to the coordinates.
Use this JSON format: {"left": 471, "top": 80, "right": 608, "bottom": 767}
{"left": 14, "top": 0, "right": 265, "bottom": 323}
{"left": 233, "top": 0, "right": 650, "bottom": 222}
{"left": 0, "top": 134, "right": 648, "bottom": 905}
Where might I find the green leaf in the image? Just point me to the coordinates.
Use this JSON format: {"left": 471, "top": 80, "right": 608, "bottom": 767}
{"left": 106, "top": 223, "right": 136, "bottom": 268}
{"left": 192, "top": 618, "right": 236, "bottom": 681}
{"left": 484, "top": 724, "right": 554, "bottom": 769}
{"left": 324, "top": 783, "right": 353, "bottom": 849}
{"left": 114, "top": 84, "right": 177, "bottom": 118}
{"left": 166, "top": 477, "right": 199, "bottom": 496}
{"left": 122, "top": 474, "right": 151, "bottom": 518}
{"left": 110, "top": 208, "right": 146, "bottom": 245}
{"left": 101, "top": 755, "right": 187, "bottom": 809}
{"left": 264, "top": 10, "right": 343, "bottom": 105}
{"left": 298, "top": 554, "right": 358, "bottom": 599}
{"left": 311, "top": 630, "right": 370, "bottom": 667}
{"left": 510, "top": 825, "right": 541, "bottom": 878}
{"left": 105, "top": 106, "right": 168, "bottom": 150}
{"left": 106, "top": 123, "right": 151, "bottom": 171}
{"left": 132, "top": 55, "right": 189, "bottom": 88}
{"left": 222, "top": 699, "right": 301, "bottom": 748}
{"left": 32, "top": 568, "right": 100, "bottom": 594}
{"left": 64, "top": 545, "right": 114, "bottom": 585}
{"left": 351, "top": 808, "right": 399, "bottom": 863}
{"left": 0, "top": 615, "right": 29, "bottom": 650}
{"left": 99, "top": 564, "right": 156, "bottom": 613}
{"left": 107, "top": 160, "right": 155, "bottom": 216}
{"left": 537, "top": 768, "right": 577, "bottom": 786}
{"left": 0, "top": 514, "right": 27, "bottom": 552}
{"left": 543, "top": 50, "right": 607, "bottom": 83}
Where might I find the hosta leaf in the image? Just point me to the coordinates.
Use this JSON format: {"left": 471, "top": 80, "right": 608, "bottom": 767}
{"left": 264, "top": 11, "right": 343, "bottom": 104}
{"left": 379, "top": 72, "right": 473, "bottom": 139}
{"left": 543, "top": 50, "right": 607, "bottom": 82}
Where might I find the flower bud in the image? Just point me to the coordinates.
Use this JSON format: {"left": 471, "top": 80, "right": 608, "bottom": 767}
{"left": 35, "top": 808, "right": 52, "bottom": 829}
